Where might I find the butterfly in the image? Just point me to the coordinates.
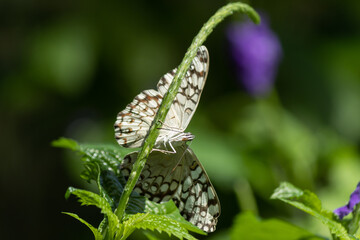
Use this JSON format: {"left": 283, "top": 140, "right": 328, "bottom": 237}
{"left": 114, "top": 46, "right": 220, "bottom": 232}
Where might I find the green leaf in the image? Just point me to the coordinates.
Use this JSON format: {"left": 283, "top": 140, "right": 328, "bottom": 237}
{"left": 123, "top": 213, "right": 197, "bottom": 240}
{"left": 53, "top": 137, "right": 133, "bottom": 182}
{"left": 52, "top": 137, "right": 79, "bottom": 151}
{"left": 119, "top": 200, "right": 205, "bottom": 240}
{"left": 63, "top": 212, "right": 103, "bottom": 240}
{"left": 230, "top": 211, "right": 323, "bottom": 240}
{"left": 99, "top": 169, "right": 146, "bottom": 214}
{"left": 66, "top": 187, "right": 120, "bottom": 238}
{"left": 98, "top": 169, "right": 122, "bottom": 211}
{"left": 145, "top": 200, "right": 205, "bottom": 235}
{"left": 54, "top": 137, "right": 145, "bottom": 214}
{"left": 271, "top": 182, "right": 352, "bottom": 240}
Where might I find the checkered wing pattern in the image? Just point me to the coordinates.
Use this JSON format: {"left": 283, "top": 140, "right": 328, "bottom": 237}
{"left": 114, "top": 46, "right": 209, "bottom": 148}
{"left": 114, "top": 89, "right": 162, "bottom": 148}
{"left": 121, "top": 144, "right": 220, "bottom": 233}
{"left": 157, "top": 46, "right": 209, "bottom": 131}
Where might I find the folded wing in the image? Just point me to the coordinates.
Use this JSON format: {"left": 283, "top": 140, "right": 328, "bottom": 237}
{"left": 121, "top": 143, "right": 220, "bottom": 232}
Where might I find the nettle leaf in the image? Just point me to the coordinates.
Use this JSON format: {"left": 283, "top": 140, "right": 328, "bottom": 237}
{"left": 123, "top": 213, "right": 196, "bottom": 240}
{"left": 145, "top": 200, "right": 205, "bottom": 235}
{"left": 63, "top": 212, "right": 103, "bottom": 240}
{"left": 121, "top": 200, "right": 205, "bottom": 240}
{"left": 271, "top": 182, "right": 351, "bottom": 240}
{"left": 54, "top": 137, "right": 145, "bottom": 214}
{"left": 65, "top": 187, "right": 120, "bottom": 237}
{"left": 52, "top": 137, "right": 133, "bottom": 181}
{"left": 99, "top": 169, "right": 146, "bottom": 214}
{"left": 230, "top": 211, "right": 322, "bottom": 240}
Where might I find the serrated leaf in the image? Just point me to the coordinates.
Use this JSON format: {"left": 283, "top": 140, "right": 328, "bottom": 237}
{"left": 99, "top": 169, "right": 146, "bottom": 214}
{"left": 53, "top": 137, "right": 133, "bottom": 182}
{"left": 145, "top": 200, "right": 205, "bottom": 235}
{"left": 271, "top": 182, "right": 323, "bottom": 212}
{"left": 230, "top": 211, "right": 323, "bottom": 240}
{"left": 118, "top": 200, "right": 205, "bottom": 240}
{"left": 77, "top": 144, "right": 124, "bottom": 181}
{"left": 271, "top": 182, "right": 352, "bottom": 240}
{"left": 63, "top": 212, "right": 103, "bottom": 240}
{"left": 123, "top": 213, "right": 197, "bottom": 240}
{"left": 66, "top": 187, "right": 120, "bottom": 238}
{"left": 98, "top": 169, "right": 120, "bottom": 211}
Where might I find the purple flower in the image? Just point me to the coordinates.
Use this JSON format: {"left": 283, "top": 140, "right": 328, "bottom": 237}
{"left": 227, "top": 14, "right": 282, "bottom": 96}
{"left": 334, "top": 182, "right": 360, "bottom": 219}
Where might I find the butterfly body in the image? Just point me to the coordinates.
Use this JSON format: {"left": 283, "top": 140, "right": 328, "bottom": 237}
{"left": 157, "top": 128, "right": 194, "bottom": 153}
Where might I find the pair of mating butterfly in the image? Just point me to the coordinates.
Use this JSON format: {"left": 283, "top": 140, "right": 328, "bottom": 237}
{"left": 114, "top": 46, "right": 220, "bottom": 233}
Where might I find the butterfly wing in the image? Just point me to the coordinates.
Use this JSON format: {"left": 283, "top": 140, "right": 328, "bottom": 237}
{"left": 121, "top": 144, "right": 220, "bottom": 232}
{"left": 157, "top": 46, "right": 209, "bottom": 131}
{"left": 114, "top": 89, "right": 162, "bottom": 148}
{"left": 115, "top": 46, "right": 209, "bottom": 148}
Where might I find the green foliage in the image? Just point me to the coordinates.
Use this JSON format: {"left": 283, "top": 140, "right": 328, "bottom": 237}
{"left": 65, "top": 187, "right": 120, "bottom": 238}
{"left": 56, "top": 137, "right": 204, "bottom": 239}
{"left": 53, "top": 137, "right": 133, "bottom": 182}
{"left": 65, "top": 186, "right": 202, "bottom": 240}
{"left": 230, "top": 212, "right": 322, "bottom": 240}
{"left": 145, "top": 201, "right": 205, "bottom": 236}
{"left": 122, "top": 212, "right": 197, "bottom": 240}
{"left": 234, "top": 100, "right": 318, "bottom": 195}
{"left": 271, "top": 182, "right": 354, "bottom": 240}
{"left": 63, "top": 212, "right": 103, "bottom": 240}
{"left": 121, "top": 200, "right": 205, "bottom": 239}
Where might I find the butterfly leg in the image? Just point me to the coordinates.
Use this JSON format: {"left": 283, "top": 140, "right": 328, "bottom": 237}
{"left": 153, "top": 141, "right": 177, "bottom": 154}
{"left": 167, "top": 141, "right": 177, "bottom": 154}
{"left": 152, "top": 148, "right": 176, "bottom": 154}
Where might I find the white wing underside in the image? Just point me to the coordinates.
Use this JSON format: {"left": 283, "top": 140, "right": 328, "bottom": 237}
{"left": 114, "top": 46, "right": 209, "bottom": 148}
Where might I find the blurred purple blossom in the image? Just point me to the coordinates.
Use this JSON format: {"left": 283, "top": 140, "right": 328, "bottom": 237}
{"left": 334, "top": 182, "right": 360, "bottom": 219}
{"left": 227, "top": 15, "right": 282, "bottom": 96}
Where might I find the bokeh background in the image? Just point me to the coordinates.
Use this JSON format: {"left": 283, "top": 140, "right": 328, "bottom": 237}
{"left": 1, "top": 0, "right": 360, "bottom": 239}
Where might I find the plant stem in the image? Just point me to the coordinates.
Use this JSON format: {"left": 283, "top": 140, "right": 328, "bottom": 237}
{"left": 114, "top": 1, "right": 260, "bottom": 222}
{"left": 349, "top": 204, "right": 360, "bottom": 235}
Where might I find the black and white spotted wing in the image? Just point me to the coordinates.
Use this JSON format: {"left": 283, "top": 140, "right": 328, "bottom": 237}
{"left": 121, "top": 143, "right": 220, "bottom": 233}
{"left": 114, "top": 46, "right": 209, "bottom": 148}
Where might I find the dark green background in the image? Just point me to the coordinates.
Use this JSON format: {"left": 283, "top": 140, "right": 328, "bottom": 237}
{"left": 1, "top": 0, "right": 360, "bottom": 239}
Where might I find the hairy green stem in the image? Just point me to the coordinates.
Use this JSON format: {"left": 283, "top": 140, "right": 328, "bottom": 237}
{"left": 114, "top": 1, "right": 260, "bottom": 223}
